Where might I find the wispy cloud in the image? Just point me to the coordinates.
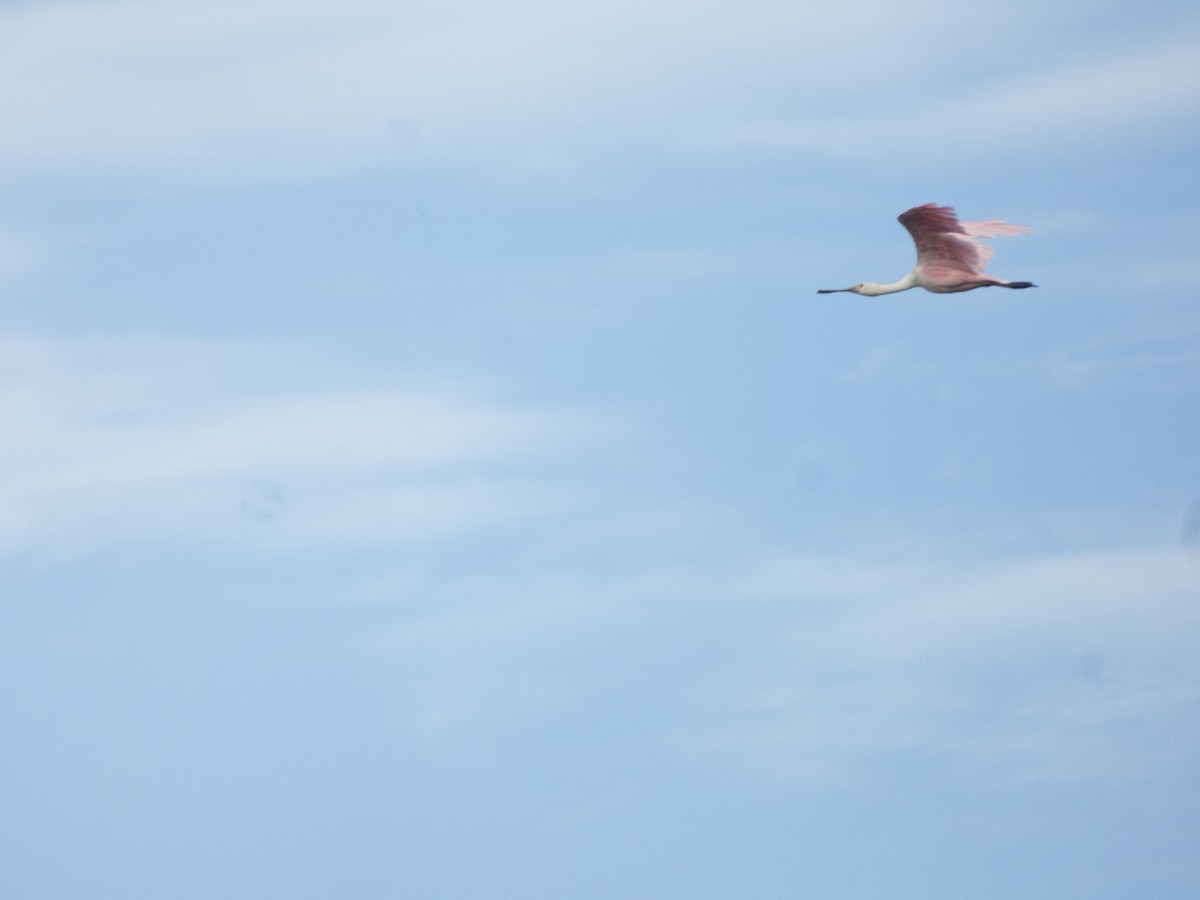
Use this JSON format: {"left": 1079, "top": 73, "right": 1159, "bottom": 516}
{"left": 345, "top": 523, "right": 1200, "bottom": 783}
{"left": 0, "top": 0, "right": 1003, "bottom": 178}
{"left": 717, "top": 23, "right": 1200, "bottom": 159}
{"left": 6, "top": 331, "right": 1193, "bottom": 784}
{"left": 11, "top": 0, "right": 1189, "bottom": 182}
{"left": 1038, "top": 322, "right": 1200, "bottom": 390}
{"left": 694, "top": 546, "right": 1200, "bottom": 781}
{"left": 0, "top": 334, "right": 601, "bottom": 555}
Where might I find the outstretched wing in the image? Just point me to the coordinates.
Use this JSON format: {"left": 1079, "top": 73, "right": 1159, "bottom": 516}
{"left": 898, "top": 203, "right": 1027, "bottom": 275}
{"left": 898, "top": 203, "right": 984, "bottom": 272}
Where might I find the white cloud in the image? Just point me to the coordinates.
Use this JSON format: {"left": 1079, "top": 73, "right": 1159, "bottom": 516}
{"left": 717, "top": 25, "right": 1200, "bottom": 159}
{"left": 1, "top": 0, "right": 1194, "bottom": 181}
{"left": 1038, "top": 322, "right": 1200, "bottom": 390}
{"left": 342, "top": 522, "right": 1200, "bottom": 781}
{"left": 0, "top": 0, "right": 990, "bottom": 178}
{"left": 0, "top": 334, "right": 599, "bottom": 555}
{"left": 697, "top": 546, "right": 1200, "bottom": 781}
{"left": 902, "top": 34, "right": 1200, "bottom": 147}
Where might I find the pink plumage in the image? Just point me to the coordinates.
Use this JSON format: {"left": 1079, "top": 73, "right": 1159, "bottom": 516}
{"left": 819, "top": 203, "right": 1035, "bottom": 296}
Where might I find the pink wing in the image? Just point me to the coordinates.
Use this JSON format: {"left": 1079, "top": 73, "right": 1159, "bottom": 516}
{"left": 962, "top": 219, "right": 1030, "bottom": 238}
{"left": 898, "top": 203, "right": 1028, "bottom": 275}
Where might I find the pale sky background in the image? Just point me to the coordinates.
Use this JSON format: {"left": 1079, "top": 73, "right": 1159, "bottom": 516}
{"left": 2, "top": 1, "right": 1200, "bottom": 897}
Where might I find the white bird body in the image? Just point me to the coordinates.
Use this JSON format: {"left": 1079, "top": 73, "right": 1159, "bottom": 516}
{"left": 819, "top": 203, "right": 1035, "bottom": 296}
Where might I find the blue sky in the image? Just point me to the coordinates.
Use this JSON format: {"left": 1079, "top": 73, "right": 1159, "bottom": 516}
{"left": 2, "top": 1, "right": 1199, "bottom": 896}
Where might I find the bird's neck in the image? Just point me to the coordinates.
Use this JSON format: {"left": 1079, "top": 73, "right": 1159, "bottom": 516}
{"left": 859, "top": 272, "right": 917, "bottom": 296}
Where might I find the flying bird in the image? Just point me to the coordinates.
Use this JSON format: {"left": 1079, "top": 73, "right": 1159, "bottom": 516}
{"left": 818, "top": 203, "right": 1035, "bottom": 296}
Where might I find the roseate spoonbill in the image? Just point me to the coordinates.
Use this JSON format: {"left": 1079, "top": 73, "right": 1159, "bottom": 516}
{"left": 818, "top": 203, "right": 1035, "bottom": 296}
